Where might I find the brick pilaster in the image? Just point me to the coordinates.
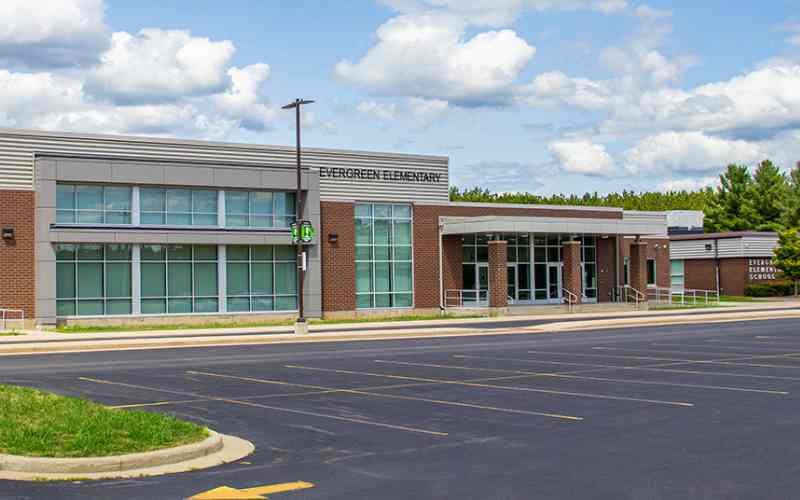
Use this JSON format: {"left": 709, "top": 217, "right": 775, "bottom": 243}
{"left": 0, "top": 190, "right": 35, "bottom": 319}
{"left": 488, "top": 240, "right": 508, "bottom": 308}
{"left": 629, "top": 241, "right": 648, "bottom": 302}
{"left": 562, "top": 240, "right": 582, "bottom": 304}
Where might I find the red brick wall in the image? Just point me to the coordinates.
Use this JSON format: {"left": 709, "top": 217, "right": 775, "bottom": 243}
{"left": 684, "top": 259, "right": 717, "bottom": 292}
{"left": 441, "top": 235, "right": 462, "bottom": 294}
{"left": 320, "top": 201, "right": 356, "bottom": 312}
{"left": 618, "top": 238, "right": 671, "bottom": 289}
{"left": 629, "top": 241, "right": 648, "bottom": 296}
{"left": 562, "top": 241, "right": 582, "bottom": 303}
{"left": 597, "top": 236, "right": 617, "bottom": 302}
{"left": 487, "top": 241, "right": 508, "bottom": 308}
{"left": 0, "top": 190, "right": 35, "bottom": 318}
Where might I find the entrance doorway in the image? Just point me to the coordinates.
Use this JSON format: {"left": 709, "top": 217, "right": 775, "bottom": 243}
{"left": 547, "top": 263, "right": 562, "bottom": 302}
{"left": 507, "top": 264, "right": 517, "bottom": 304}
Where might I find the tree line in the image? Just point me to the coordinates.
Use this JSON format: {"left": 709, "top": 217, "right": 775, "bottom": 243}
{"left": 449, "top": 160, "right": 800, "bottom": 233}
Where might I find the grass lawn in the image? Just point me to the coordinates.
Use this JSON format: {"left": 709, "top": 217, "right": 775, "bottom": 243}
{"left": 54, "top": 313, "right": 486, "bottom": 334}
{"left": 0, "top": 385, "right": 208, "bottom": 458}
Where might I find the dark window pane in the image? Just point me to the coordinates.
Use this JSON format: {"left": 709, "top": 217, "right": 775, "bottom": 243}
{"left": 56, "top": 263, "right": 76, "bottom": 299}
{"left": 77, "top": 300, "right": 104, "bottom": 316}
{"left": 227, "top": 297, "right": 251, "bottom": 312}
{"left": 141, "top": 298, "right": 166, "bottom": 314}
{"left": 168, "top": 262, "right": 192, "bottom": 296}
{"left": 57, "top": 300, "right": 76, "bottom": 317}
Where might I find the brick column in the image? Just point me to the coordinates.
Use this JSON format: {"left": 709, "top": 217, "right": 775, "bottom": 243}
{"left": 488, "top": 240, "right": 508, "bottom": 309}
{"left": 629, "top": 240, "right": 648, "bottom": 302}
{"left": 562, "top": 240, "right": 582, "bottom": 304}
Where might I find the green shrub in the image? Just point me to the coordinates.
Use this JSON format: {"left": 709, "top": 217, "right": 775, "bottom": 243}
{"left": 744, "top": 282, "right": 794, "bottom": 297}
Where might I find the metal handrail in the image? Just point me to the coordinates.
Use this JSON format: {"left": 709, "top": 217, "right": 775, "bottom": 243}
{"left": 444, "top": 289, "right": 488, "bottom": 309}
{"left": 616, "top": 285, "right": 645, "bottom": 309}
{"left": 562, "top": 288, "right": 579, "bottom": 313}
{"left": 664, "top": 288, "right": 720, "bottom": 306}
{"left": 0, "top": 308, "right": 25, "bottom": 331}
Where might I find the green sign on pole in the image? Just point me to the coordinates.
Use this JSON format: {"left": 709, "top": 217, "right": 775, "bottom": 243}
{"left": 300, "top": 221, "right": 315, "bottom": 243}
{"left": 291, "top": 221, "right": 315, "bottom": 244}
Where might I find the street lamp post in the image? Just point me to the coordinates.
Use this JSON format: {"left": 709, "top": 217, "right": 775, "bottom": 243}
{"left": 282, "top": 98, "right": 314, "bottom": 334}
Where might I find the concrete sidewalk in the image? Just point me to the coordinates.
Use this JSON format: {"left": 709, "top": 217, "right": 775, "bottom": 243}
{"left": 1, "top": 301, "right": 799, "bottom": 356}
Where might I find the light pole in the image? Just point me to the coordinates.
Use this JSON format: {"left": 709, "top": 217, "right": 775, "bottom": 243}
{"left": 282, "top": 98, "right": 314, "bottom": 334}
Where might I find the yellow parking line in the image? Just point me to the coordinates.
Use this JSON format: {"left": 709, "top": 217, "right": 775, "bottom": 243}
{"left": 284, "top": 364, "right": 694, "bottom": 407}
{"left": 78, "top": 376, "right": 448, "bottom": 437}
{"left": 108, "top": 398, "right": 205, "bottom": 409}
{"left": 188, "top": 370, "right": 582, "bottom": 421}
{"left": 373, "top": 359, "right": 787, "bottom": 395}
{"left": 454, "top": 354, "right": 800, "bottom": 383}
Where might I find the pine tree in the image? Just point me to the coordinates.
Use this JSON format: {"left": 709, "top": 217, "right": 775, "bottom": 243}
{"left": 704, "top": 164, "right": 758, "bottom": 232}
{"left": 774, "top": 229, "right": 800, "bottom": 297}
{"left": 750, "top": 160, "right": 788, "bottom": 231}
{"left": 784, "top": 163, "right": 800, "bottom": 228}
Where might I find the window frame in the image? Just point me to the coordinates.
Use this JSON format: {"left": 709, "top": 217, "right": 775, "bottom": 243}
{"left": 139, "top": 187, "right": 219, "bottom": 227}
{"left": 56, "top": 183, "right": 132, "bottom": 226}
{"left": 647, "top": 258, "right": 657, "bottom": 287}
{"left": 355, "top": 202, "right": 414, "bottom": 310}
{"left": 140, "top": 244, "right": 219, "bottom": 315}
{"left": 224, "top": 190, "right": 296, "bottom": 229}
{"left": 55, "top": 243, "right": 133, "bottom": 317}
{"left": 225, "top": 245, "right": 298, "bottom": 313}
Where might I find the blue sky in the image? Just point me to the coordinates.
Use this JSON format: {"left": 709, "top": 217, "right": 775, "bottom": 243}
{"left": 2, "top": 1, "right": 800, "bottom": 195}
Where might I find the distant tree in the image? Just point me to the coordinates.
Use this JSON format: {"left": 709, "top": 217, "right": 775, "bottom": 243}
{"left": 773, "top": 228, "right": 800, "bottom": 297}
{"left": 784, "top": 163, "right": 800, "bottom": 228}
{"left": 750, "top": 160, "right": 789, "bottom": 231}
{"left": 704, "top": 164, "right": 758, "bottom": 232}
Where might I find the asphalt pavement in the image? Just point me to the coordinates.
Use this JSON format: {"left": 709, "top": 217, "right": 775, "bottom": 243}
{"left": 2, "top": 318, "right": 800, "bottom": 499}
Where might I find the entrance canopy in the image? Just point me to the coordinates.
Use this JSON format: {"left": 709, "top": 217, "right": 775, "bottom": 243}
{"left": 440, "top": 212, "right": 667, "bottom": 238}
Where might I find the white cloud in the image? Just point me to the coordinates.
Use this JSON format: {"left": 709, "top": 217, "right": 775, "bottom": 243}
{"left": 516, "top": 71, "right": 614, "bottom": 110}
{"left": 658, "top": 177, "right": 718, "bottom": 192}
{"left": 623, "top": 131, "right": 762, "bottom": 175}
{"left": 212, "top": 63, "right": 276, "bottom": 131}
{"left": 777, "top": 21, "right": 800, "bottom": 46}
{"left": 335, "top": 12, "right": 535, "bottom": 105}
{"left": 87, "top": 29, "right": 235, "bottom": 103}
{"left": 548, "top": 140, "right": 617, "bottom": 177}
{"left": 357, "top": 100, "right": 399, "bottom": 121}
{"left": 0, "top": 0, "right": 108, "bottom": 68}
{"left": 380, "top": 0, "right": 627, "bottom": 26}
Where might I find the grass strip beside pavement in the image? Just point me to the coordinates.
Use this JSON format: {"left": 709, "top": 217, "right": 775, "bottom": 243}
{"left": 53, "top": 313, "right": 486, "bottom": 334}
{"left": 0, "top": 385, "right": 208, "bottom": 458}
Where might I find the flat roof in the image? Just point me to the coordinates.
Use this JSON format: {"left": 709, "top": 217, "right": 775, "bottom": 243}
{"left": 670, "top": 231, "right": 777, "bottom": 241}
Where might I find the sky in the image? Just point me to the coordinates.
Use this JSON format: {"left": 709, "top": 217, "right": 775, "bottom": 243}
{"left": 1, "top": 1, "right": 800, "bottom": 195}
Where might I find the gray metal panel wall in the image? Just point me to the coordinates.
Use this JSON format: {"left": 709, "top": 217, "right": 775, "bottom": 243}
{"left": 0, "top": 128, "right": 450, "bottom": 202}
{"left": 669, "top": 239, "right": 716, "bottom": 260}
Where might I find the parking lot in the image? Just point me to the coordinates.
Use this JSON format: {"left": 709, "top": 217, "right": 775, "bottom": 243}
{"left": 3, "top": 317, "right": 800, "bottom": 499}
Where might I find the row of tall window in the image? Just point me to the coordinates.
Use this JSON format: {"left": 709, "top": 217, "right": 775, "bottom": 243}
{"left": 56, "top": 244, "right": 297, "bottom": 317}
{"left": 56, "top": 184, "right": 296, "bottom": 229}
{"left": 355, "top": 203, "right": 413, "bottom": 309}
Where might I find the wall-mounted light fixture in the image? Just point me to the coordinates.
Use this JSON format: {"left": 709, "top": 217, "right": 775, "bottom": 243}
{"left": 328, "top": 233, "right": 339, "bottom": 244}
{"left": 1, "top": 226, "right": 14, "bottom": 240}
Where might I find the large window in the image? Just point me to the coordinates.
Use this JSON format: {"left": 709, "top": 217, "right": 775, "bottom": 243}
{"left": 56, "top": 184, "right": 132, "bottom": 224}
{"left": 140, "top": 188, "right": 217, "bottom": 226}
{"left": 581, "top": 236, "right": 597, "bottom": 299}
{"left": 647, "top": 259, "right": 657, "bottom": 286}
{"left": 355, "top": 203, "right": 413, "bottom": 309}
{"left": 141, "top": 245, "right": 218, "bottom": 314}
{"left": 225, "top": 191, "right": 295, "bottom": 228}
{"left": 226, "top": 245, "right": 298, "bottom": 312}
{"left": 56, "top": 244, "right": 132, "bottom": 316}
{"left": 670, "top": 260, "right": 685, "bottom": 292}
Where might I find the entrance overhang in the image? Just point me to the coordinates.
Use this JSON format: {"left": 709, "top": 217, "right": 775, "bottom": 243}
{"left": 439, "top": 212, "right": 667, "bottom": 237}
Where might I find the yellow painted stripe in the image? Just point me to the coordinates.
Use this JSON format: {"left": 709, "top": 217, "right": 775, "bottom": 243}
{"left": 284, "top": 364, "right": 694, "bottom": 407}
{"left": 188, "top": 370, "right": 582, "bottom": 421}
{"left": 108, "top": 398, "right": 205, "bottom": 409}
{"left": 242, "top": 481, "right": 315, "bottom": 495}
{"left": 78, "top": 376, "right": 448, "bottom": 437}
{"left": 373, "top": 359, "right": 787, "bottom": 395}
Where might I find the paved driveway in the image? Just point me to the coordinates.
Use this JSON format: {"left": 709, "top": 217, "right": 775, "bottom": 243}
{"left": 2, "top": 318, "right": 800, "bottom": 499}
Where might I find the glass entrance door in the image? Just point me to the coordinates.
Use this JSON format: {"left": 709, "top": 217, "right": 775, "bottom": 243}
{"left": 547, "top": 263, "right": 562, "bottom": 301}
{"left": 507, "top": 264, "right": 517, "bottom": 304}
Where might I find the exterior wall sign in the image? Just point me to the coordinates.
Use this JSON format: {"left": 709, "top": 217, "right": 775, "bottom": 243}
{"left": 319, "top": 167, "right": 443, "bottom": 184}
{"left": 748, "top": 258, "right": 777, "bottom": 281}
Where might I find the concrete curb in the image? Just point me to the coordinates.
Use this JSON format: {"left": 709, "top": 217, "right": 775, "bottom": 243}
{"left": 0, "top": 433, "right": 254, "bottom": 481}
{"left": 1, "top": 308, "right": 799, "bottom": 357}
